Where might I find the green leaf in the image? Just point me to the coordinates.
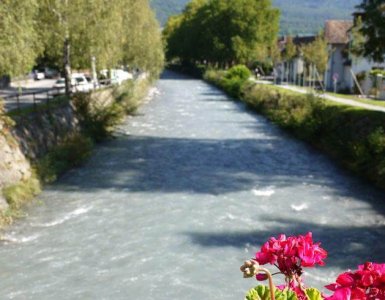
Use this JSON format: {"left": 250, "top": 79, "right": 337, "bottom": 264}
{"left": 275, "top": 288, "right": 297, "bottom": 300}
{"left": 245, "top": 286, "right": 298, "bottom": 300}
{"left": 305, "top": 288, "right": 323, "bottom": 300}
{"left": 245, "top": 285, "right": 268, "bottom": 300}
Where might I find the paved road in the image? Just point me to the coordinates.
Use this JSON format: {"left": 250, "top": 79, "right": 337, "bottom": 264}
{"left": 0, "top": 71, "right": 384, "bottom": 299}
{"left": 0, "top": 79, "right": 57, "bottom": 111}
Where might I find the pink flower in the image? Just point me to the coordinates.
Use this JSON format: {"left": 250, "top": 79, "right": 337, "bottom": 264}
{"left": 254, "top": 232, "right": 327, "bottom": 278}
{"left": 325, "top": 262, "right": 385, "bottom": 300}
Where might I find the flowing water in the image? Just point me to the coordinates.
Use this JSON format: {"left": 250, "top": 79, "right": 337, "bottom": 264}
{"left": 1, "top": 71, "right": 385, "bottom": 299}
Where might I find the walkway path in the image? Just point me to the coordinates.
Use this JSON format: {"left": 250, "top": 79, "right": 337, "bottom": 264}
{"left": 256, "top": 79, "right": 385, "bottom": 113}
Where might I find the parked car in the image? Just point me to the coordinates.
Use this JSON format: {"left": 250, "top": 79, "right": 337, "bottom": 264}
{"left": 112, "top": 69, "right": 133, "bottom": 85}
{"left": 44, "top": 68, "right": 59, "bottom": 79}
{"left": 33, "top": 70, "right": 45, "bottom": 80}
{"left": 100, "top": 69, "right": 133, "bottom": 85}
{"left": 72, "top": 73, "right": 93, "bottom": 92}
{"left": 53, "top": 74, "right": 93, "bottom": 93}
{"left": 52, "top": 78, "right": 74, "bottom": 94}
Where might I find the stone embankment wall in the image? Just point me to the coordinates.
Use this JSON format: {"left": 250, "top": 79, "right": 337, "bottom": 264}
{"left": 0, "top": 103, "right": 80, "bottom": 209}
{"left": 0, "top": 119, "right": 31, "bottom": 210}
{"left": 0, "top": 80, "right": 148, "bottom": 217}
{"left": 13, "top": 104, "right": 80, "bottom": 160}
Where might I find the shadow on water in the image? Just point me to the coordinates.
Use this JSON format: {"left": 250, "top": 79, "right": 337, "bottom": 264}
{"left": 160, "top": 70, "right": 197, "bottom": 80}
{"left": 183, "top": 216, "right": 385, "bottom": 270}
{"left": 58, "top": 132, "right": 385, "bottom": 214}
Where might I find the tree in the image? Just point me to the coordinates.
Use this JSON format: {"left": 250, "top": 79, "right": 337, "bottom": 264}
{"left": 282, "top": 36, "right": 297, "bottom": 83}
{"left": 350, "top": 16, "right": 366, "bottom": 58}
{"left": 38, "top": 0, "right": 164, "bottom": 95}
{"left": 163, "top": 0, "right": 280, "bottom": 66}
{"left": 356, "top": 0, "right": 385, "bottom": 62}
{"left": 283, "top": 36, "right": 297, "bottom": 62}
{"left": 121, "top": 0, "right": 165, "bottom": 78}
{"left": 0, "top": 0, "right": 42, "bottom": 77}
{"left": 38, "top": 0, "right": 125, "bottom": 95}
{"left": 301, "top": 33, "right": 328, "bottom": 76}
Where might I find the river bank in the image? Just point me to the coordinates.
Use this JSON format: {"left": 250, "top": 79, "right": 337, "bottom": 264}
{"left": 203, "top": 67, "right": 385, "bottom": 192}
{"left": 0, "top": 78, "right": 152, "bottom": 227}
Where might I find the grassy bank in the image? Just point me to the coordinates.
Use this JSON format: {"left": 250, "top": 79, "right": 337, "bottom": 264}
{"left": 0, "top": 78, "right": 151, "bottom": 227}
{"left": 205, "top": 66, "right": 385, "bottom": 190}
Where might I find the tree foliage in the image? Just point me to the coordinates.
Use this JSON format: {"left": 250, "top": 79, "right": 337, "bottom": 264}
{"left": 301, "top": 33, "right": 328, "bottom": 75}
{"left": 38, "top": 0, "right": 164, "bottom": 73}
{"left": 163, "top": 0, "right": 280, "bottom": 66}
{"left": 122, "top": 0, "right": 165, "bottom": 78}
{"left": 350, "top": 16, "right": 367, "bottom": 59}
{"left": 0, "top": 0, "right": 164, "bottom": 83}
{"left": 0, "top": 0, "right": 42, "bottom": 76}
{"left": 283, "top": 36, "right": 297, "bottom": 61}
{"left": 356, "top": 0, "right": 385, "bottom": 62}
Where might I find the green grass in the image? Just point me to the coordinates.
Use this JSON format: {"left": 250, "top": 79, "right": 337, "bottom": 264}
{"left": 35, "top": 133, "right": 93, "bottom": 184}
{"left": 254, "top": 83, "right": 352, "bottom": 108}
{"left": 325, "top": 92, "right": 385, "bottom": 108}
{"left": 262, "top": 81, "right": 385, "bottom": 109}
{"left": 1, "top": 173, "right": 41, "bottom": 227}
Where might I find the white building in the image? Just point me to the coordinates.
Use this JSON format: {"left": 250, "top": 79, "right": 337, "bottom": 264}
{"left": 324, "top": 20, "right": 385, "bottom": 94}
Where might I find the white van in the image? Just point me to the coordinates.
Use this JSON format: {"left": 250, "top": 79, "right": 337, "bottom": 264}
{"left": 72, "top": 73, "right": 93, "bottom": 92}
{"left": 100, "top": 69, "right": 133, "bottom": 85}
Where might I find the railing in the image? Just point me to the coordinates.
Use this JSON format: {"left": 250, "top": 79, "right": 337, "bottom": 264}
{"left": 0, "top": 79, "right": 114, "bottom": 116}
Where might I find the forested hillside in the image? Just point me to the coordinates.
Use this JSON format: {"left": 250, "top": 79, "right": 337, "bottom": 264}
{"left": 150, "top": 0, "right": 361, "bottom": 34}
{"left": 275, "top": 0, "right": 360, "bottom": 34}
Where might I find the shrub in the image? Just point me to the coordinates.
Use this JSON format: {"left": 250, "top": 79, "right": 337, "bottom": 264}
{"left": 204, "top": 69, "right": 385, "bottom": 190}
{"left": 2, "top": 174, "right": 41, "bottom": 210}
{"left": 35, "top": 133, "right": 93, "bottom": 183}
{"left": 203, "top": 65, "right": 251, "bottom": 98}
{"left": 203, "top": 69, "right": 226, "bottom": 86}
{"left": 72, "top": 92, "right": 125, "bottom": 141}
{"left": 225, "top": 65, "right": 251, "bottom": 81}
{"left": 114, "top": 78, "right": 150, "bottom": 114}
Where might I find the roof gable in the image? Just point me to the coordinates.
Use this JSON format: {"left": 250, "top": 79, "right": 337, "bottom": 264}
{"left": 325, "top": 20, "right": 353, "bottom": 44}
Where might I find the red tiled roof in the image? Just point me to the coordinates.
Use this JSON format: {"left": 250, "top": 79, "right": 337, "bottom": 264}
{"left": 324, "top": 20, "right": 353, "bottom": 44}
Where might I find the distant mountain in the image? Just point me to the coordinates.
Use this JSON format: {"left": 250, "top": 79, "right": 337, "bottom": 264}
{"left": 150, "top": 0, "right": 188, "bottom": 25}
{"left": 275, "top": 0, "right": 361, "bottom": 34}
{"left": 150, "top": 0, "right": 361, "bottom": 34}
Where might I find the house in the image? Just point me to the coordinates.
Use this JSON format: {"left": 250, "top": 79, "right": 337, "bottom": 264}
{"left": 277, "top": 20, "right": 385, "bottom": 94}
{"left": 324, "top": 20, "right": 385, "bottom": 93}
{"left": 324, "top": 20, "right": 353, "bottom": 92}
{"left": 275, "top": 35, "right": 316, "bottom": 84}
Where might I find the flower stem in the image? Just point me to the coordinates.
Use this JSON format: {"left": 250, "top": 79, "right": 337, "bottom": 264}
{"left": 258, "top": 267, "right": 275, "bottom": 300}
{"left": 295, "top": 275, "right": 310, "bottom": 300}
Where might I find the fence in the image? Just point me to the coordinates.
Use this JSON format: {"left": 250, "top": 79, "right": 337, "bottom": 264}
{"left": 0, "top": 79, "right": 114, "bottom": 116}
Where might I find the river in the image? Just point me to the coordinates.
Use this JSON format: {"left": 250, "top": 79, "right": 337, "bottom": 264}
{"left": 1, "top": 71, "right": 384, "bottom": 299}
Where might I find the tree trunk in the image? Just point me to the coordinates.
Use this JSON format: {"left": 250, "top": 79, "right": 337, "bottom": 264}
{"left": 63, "top": 37, "right": 71, "bottom": 97}
{"left": 63, "top": 0, "right": 71, "bottom": 97}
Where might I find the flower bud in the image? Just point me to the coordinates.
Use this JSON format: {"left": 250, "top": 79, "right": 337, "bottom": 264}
{"left": 240, "top": 260, "right": 259, "bottom": 278}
